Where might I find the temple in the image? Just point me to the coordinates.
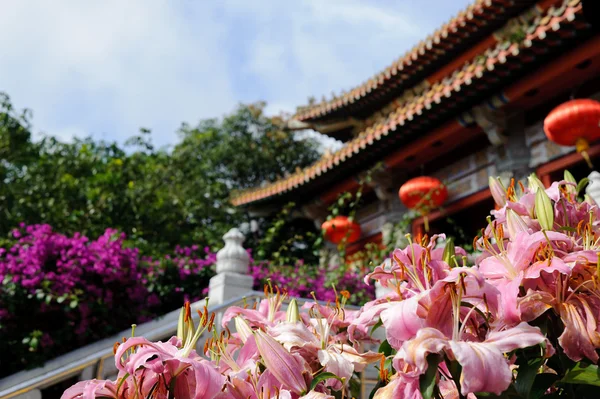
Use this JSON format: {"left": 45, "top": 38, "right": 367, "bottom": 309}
{"left": 231, "top": 0, "right": 600, "bottom": 253}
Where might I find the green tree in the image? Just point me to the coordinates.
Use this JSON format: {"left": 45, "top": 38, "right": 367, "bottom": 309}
{"left": 0, "top": 94, "right": 321, "bottom": 253}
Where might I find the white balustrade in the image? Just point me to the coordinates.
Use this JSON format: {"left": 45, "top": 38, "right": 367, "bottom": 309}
{"left": 586, "top": 171, "right": 600, "bottom": 205}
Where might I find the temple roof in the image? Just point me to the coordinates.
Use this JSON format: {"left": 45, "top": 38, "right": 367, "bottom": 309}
{"left": 231, "top": 0, "right": 591, "bottom": 208}
{"left": 293, "top": 0, "right": 541, "bottom": 125}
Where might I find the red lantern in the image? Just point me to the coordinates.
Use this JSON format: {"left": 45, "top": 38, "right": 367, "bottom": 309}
{"left": 322, "top": 216, "right": 361, "bottom": 244}
{"left": 544, "top": 99, "right": 600, "bottom": 168}
{"left": 399, "top": 176, "right": 448, "bottom": 231}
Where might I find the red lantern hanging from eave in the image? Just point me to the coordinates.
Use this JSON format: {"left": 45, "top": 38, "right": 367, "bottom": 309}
{"left": 399, "top": 176, "right": 448, "bottom": 232}
{"left": 543, "top": 99, "right": 600, "bottom": 168}
{"left": 321, "top": 216, "right": 361, "bottom": 245}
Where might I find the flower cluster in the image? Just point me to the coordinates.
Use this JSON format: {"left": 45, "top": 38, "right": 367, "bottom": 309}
{"left": 65, "top": 287, "right": 379, "bottom": 399}
{"left": 64, "top": 174, "right": 600, "bottom": 398}
{"left": 0, "top": 225, "right": 216, "bottom": 376}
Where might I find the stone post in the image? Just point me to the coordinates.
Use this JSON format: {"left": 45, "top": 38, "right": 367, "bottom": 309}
{"left": 208, "top": 228, "right": 253, "bottom": 305}
{"left": 586, "top": 171, "right": 600, "bottom": 205}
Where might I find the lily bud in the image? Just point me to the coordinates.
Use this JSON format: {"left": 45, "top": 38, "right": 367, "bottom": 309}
{"left": 535, "top": 188, "right": 554, "bottom": 230}
{"left": 506, "top": 209, "right": 529, "bottom": 237}
{"left": 488, "top": 177, "right": 507, "bottom": 207}
{"left": 254, "top": 330, "right": 308, "bottom": 395}
{"left": 564, "top": 170, "right": 577, "bottom": 195}
{"left": 177, "top": 306, "right": 185, "bottom": 342}
{"left": 528, "top": 173, "right": 545, "bottom": 193}
{"left": 234, "top": 316, "right": 253, "bottom": 343}
{"left": 442, "top": 238, "right": 455, "bottom": 266}
{"left": 286, "top": 298, "right": 301, "bottom": 323}
{"left": 176, "top": 302, "right": 193, "bottom": 345}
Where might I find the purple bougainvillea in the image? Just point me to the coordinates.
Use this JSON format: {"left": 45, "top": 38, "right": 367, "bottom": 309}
{"left": 0, "top": 224, "right": 216, "bottom": 376}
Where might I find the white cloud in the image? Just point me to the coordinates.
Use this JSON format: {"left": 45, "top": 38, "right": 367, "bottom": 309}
{"left": 239, "top": 0, "right": 433, "bottom": 117}
{"left": 0, "top": 0, "right": 236, "bottom": 147}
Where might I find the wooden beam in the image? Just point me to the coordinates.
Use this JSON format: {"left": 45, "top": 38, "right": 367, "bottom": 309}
{"left": 383, "top": 122, "right": 480, "bottom": 169}
{"left": 504, "top": 35, "right": 600, "bottom": 103}
{"left": 536, "top": 143, "right": 600, "bottom": 179}
{"left": 319, "top": 177, "right": 361, "bottom": 204}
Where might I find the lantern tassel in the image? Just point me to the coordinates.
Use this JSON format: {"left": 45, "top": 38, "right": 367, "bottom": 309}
{"left": 421, "top": 210, "right": 430, "bottom": 232}
{"left": 581, "top": 151, "right": 593, "bottom": 169}
{"left": 576, "top": 137, "right": 593, "bottom": 169}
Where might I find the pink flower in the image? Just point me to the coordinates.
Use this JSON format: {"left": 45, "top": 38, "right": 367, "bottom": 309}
{"left": 398, "top": 323, "right": 545, "bottom": 395}
{"left": 61, "top": 379, "right": 117, "bottom": 399}
{"left": 254, "top": 330, "right": 310, "bottom": 395}
{"left": 479, "top": 230, "right": 572, "bottom": 324}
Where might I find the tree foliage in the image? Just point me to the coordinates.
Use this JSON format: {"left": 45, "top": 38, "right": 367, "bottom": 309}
{"left": 0, "top": 94, "right": 321, "bottom": 254}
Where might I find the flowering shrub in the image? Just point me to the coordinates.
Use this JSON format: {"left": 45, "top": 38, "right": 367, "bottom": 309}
{"left": 249, "top": 259, "right": 374, "bottom": 305}
{"left": 0, "top": 225, "right": 216, "bottom": 376}
{"left": 144, "top": 245, "right": 216, "bottom": 312}
{"left": 65, "top": 174, "right": 600, "bottom": 398}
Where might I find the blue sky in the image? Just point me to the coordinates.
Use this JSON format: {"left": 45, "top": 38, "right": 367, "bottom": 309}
{"left": 0, "top": 0, "right": 471, "bottom": 150}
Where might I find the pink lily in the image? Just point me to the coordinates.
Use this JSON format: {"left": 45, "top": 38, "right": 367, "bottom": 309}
{"left": 268, "top": 315, "right": 379, "bottom": 390}
{"left": 61, "top": 379, "right": 118, "bottom": 399}
{"left": 113, "top": 336, "right": 224, "bottom": 399}
{"left": 253, "top": 329, "right": 310, "bottom": 395}
{"left": 389, "top": 267, "right": 544, "bottom": 395}
{"left": 398, "top": 322, "right": 545, "bottom": 395}
{"left": 299, "top": 391, "right": 335, "bottom": 399}
{"left": 478, "top": 230, "right": 572, "bottom": 324}
{"left": 372, "top": 369, "right": 422, "bottom": 399}
{"left": 519, "top": 259, "right": 600, "bottom": 362}
{"left": 365, "top": 234, "right": 459, "bottom": 296}
{"left": 222, "top": 287, "right": 288, "bottom": 329}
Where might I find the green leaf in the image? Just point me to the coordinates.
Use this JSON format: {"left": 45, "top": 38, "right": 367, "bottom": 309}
{"left": 310, "top": 372, "right": 343, "bottom": 391}
{"left": 370, "top": 319, "right": 383, "bottom": 334}
{"left": 561, "top": 362, "right": 600, "bottom": 386}
{"left": 419, "top": 354, "right": 442, "bottom": 399}
{"left": 378, "top": 339, "right": 393, "bottom": 357}
{"left": 447, "top": 360, "right": 463, "bottom": 398}
{"left": 514, "top": 356, "right": 543, "bottom": 399}
{"left": 529, "top": 374, "right": 559, "bottom": 399}
{"left": 577, "top": 178, "right": 590, "bottom": 196}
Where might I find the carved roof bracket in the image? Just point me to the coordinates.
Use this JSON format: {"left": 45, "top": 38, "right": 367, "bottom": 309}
{"left": 471, "top": 105, "right": 508, "bottom": 146}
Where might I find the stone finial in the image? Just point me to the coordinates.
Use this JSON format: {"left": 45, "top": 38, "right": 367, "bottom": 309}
{"left": 586, "top": 171, "right": 600, "bottom": 205}
{"left": 216, "top": 228, "right": 250, "bottom": 274}
{"left": 209, "top": 227, "right": 254, "bottom": 305}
